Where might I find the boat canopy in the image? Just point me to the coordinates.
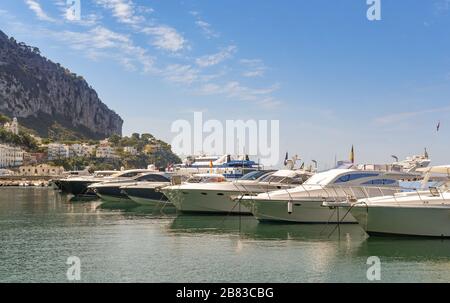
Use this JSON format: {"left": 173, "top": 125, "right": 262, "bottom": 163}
{"left": 417, "top": 165, "right": 450, "bottom": 175}
{"left": 271, "top": 170, "right": 307, "bottom": 178}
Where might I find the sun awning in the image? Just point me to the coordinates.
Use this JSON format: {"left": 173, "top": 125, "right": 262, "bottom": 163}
{"left": 416, "top": 165, "right": 450, "bottom": 175}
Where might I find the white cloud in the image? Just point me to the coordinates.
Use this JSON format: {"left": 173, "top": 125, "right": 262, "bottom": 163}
{"left": 241, "top": 59, "right": 267, "bottom": 77}
{"left": 195, "top": 20, "right": 219, "bottom": 39}
{"left": 196, "top": 46, "right": 237, "bottom": 67}
{"left": 143, "top": 26, "right": 187, "bottom": 52}
{"left": 25, "top": 0, "right": 55, "bottom": 22}
{"left": 56, "top": 26, "right": 155, "bottom": 73}
{"left": 94, "top": 0, "right": 143, "bottom": 25}
{"left": 190, "top": 11, "right": 219, "bottom": 39}
{"left": 94, "top": 0, "right": 186, "bottom": 52}
{"left": 374, "top": 106, "right": 450, "bottom": 125}
{"left": 163, "top": 64, "right": 199, "bottom": 84}
{"left": 198, "top": 81, "right": 281, "bottom": 106}
{"left": 53, "top": 0, "right": 101, "bottom": 26}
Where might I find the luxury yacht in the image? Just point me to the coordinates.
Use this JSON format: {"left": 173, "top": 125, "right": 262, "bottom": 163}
{"left": 392, "top": 152, "right": 431, "bottom": 172}
{"left": 168, "top": 154, "right": 262, "bottom": 179}
{"left": 120, "top": 177, "right": 172, "bottom": 207}
{"left": 240, "top": 168, "right": 418, "bottom": 223}
{"left": 88, "top": 171, "right": 172, "bottom": 203}
{"left": 330, "top": 165, "right": 450, "bottom": 237}
{"left": 160, "top": 169, "right": 313, "bottom": 214}
{"left": 58, "top": 170, "right": 118, "bottom": 196}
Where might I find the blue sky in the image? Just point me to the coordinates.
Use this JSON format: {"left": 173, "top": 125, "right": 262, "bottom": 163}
{"left": 0, "top": 0, "right": 449, "bottom": 168}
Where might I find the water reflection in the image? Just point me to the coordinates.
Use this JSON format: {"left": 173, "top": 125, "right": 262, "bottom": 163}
{"left": 3, "top": 188, "right": 450, "bottom": 282}
{"left": 355, "top": 237, "right": 450, "bottom": 259}
{"left": 98, "top": 201, "right": 177, "bottom": 215}
{"left": 169, "top": 214, "right": 368, "bottom": 242}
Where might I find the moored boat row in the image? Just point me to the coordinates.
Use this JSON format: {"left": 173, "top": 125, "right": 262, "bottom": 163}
{"left": 54, "top": 151, "right": 450, "bottom": 238}
{"left": 324, "top": 165, "right": 450, "bottom": 237}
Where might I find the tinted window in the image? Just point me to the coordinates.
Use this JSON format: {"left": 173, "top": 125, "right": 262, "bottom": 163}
{"left": 362, "top": 179, "right": 397, "bottom": 185}
{"left": 120, "top": 172, "right": 141, "bottom": 178}
{"left": 334, "top": 173, "right": 379, "bottom": 183}
{"left": 240, "top": 170, "right": 273, "bottom": 180}
{"left": 136, "top": 174, "right": 170, "bottom": 182}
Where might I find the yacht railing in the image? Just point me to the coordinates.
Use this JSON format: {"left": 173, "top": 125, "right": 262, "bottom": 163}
{"left": 350, "top": 185, "right": 450, "bottom": 207}
{"left": 229, "top": 178, "right": 450, "bottom": 216}
{"left": 232, "top": 182, "right": 416, "bottom": 205}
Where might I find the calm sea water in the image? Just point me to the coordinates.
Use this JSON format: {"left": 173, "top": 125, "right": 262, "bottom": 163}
{"left": 1, "top": 187, "right": 450, "bottom": 283}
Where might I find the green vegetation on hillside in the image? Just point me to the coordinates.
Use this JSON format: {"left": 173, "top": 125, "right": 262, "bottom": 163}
{"left": 0, "top": 113, "right": 11, "bottom": 124}
{"left": 0, "top": 128, "right": 38, "bottom": 151}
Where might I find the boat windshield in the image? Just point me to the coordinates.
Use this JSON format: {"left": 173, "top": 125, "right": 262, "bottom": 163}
{"left": 303, "top": 173, "right": 333, "bottom": 186}
{"left": 239, "top": 170, "right": 273, "bottom": 181}
{"left": 261, "top": 175, "right": 305, "bottom": 185}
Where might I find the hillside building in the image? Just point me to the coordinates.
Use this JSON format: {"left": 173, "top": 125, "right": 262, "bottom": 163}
{"left": 0, "top": 144, "right": 24, "bottom": 168}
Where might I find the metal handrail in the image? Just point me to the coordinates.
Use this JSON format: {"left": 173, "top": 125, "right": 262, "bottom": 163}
{"left": 230, "top": 181, "right": 448, "bottom": 206}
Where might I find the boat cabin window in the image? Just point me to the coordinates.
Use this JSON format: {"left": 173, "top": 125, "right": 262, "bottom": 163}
{"left": 362, "top": 179, "right": 397, "bottom": 185}
{"left": 334, "top": 173, "right": 380, "bottom": 184}
{"left": 265, "top": 176, "right": 285, "bottom": 183}
{"left": 288, "top": 175, "right": 308, "bottom": 185}
{"left": 95, "top": 172, "right": 115, "bottom": 177}
{"left": 136, "top": 174, "right": 170, "bottom": 182}
{"left": 119, "top": 171, "right": 144, "bottom": 178}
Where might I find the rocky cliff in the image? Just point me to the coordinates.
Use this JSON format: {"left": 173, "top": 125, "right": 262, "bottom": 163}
{"left": 0, "top": 30, "right": 123, "bottom": 139}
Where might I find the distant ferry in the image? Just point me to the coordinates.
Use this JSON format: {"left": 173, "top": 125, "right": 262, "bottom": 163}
{"left": 167, "top": 154, "right": 262, "bottom": 179}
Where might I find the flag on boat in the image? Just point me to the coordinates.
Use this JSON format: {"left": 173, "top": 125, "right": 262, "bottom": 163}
{"left": 350, "top": 145, "right": 355, "bottom": 163}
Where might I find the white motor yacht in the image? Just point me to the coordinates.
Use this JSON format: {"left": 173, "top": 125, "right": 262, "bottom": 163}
{"left": 333, "top": 165, "right": 450, "bottom": 237}
{"left": 58, "top": 170, "right": 118, "bottom": 196}
{"left": 160, "top": 169, "right": 313, "bottom": 214}
{"left": 240, "top": 168, "right": 417, "bottom": 223}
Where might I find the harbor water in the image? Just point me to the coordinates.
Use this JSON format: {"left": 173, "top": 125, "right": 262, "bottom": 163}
{"left": 1, "top": 187, "right": 450, "bottom": 283}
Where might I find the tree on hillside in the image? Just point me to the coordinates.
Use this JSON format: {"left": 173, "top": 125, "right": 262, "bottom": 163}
{"left": 108, "top": 134, "right": 121, "bottom": 146}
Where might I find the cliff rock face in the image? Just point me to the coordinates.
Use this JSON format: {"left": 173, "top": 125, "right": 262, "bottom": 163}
{"left": 0, "top": 30, "right": 123, "bottom": 139}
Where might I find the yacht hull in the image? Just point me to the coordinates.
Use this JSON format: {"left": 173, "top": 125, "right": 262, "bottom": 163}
{"left": 60, "top": 180, "right": 96, "bottom": 196}
{"left": 122, "top": 187, "right": 173, "bottom": 207}
{"left": 94, "top": 186, "right": 131, "bottom": 203}
{"left": 246, "top": 198, "right": 357, "bottom": 223}
{"left": 350, "top": 205, "right": 450, "bottom": 237}
{"left": 162, "top": 188, "right": 252, "bottom": 214}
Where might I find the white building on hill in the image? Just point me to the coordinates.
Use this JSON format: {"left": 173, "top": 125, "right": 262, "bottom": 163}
{"left": 0, "top": 144, "right": 24, "bottom": 168}
{"left": 124, "top": 146, "right": 138, "bottom": 155}
{"left": 3, "top": 117, "right": 19, "bottom": 135}
{"left": 47, "top": 143, "right": 69, "bottom": 160}
{"left": 96, "top": 146, "right": 117, "bottom": 159}
{"left": 69, "top": 144, "right": 96, "bottom": 158}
